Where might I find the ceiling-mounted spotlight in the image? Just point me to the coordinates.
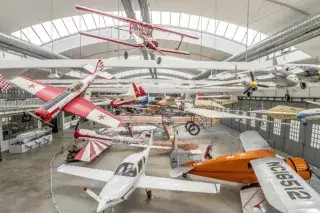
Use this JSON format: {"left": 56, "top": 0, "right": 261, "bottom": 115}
{"left": 48, "top": 68, "right": 60, "bottom": 79}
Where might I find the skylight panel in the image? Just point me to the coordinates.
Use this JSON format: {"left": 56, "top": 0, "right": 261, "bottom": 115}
{"left": 82, "top": 14, "right": 97, "bottom": 30}
{"left": 245, "top": 29, "right": 258, "bottom": 46}
{"left": 189, "top": 15, "right": 199, "bottom": 29}
{"left": 171, "top": 13, "right": 180, "bottom": 26}
{"left": 12, "top": 31, "right": 29, "bottom": 42}
{"left": 22, "top": 27, "right": 42, "bottom": 45}
{"left": 135, "top": 11, "right": 142, "bottom": 21}
{"left": 32, "top": 24, "right": 51, "bottom": 43}
{"left": 180, "top": 13, "right": 190, "bottom": 28}
{"left": 63, "top": 17, "right": 78, "bottom": 34}
{"left": 92, "top": 14, "right": 106, "bottom": 28}
{"left": 225, "top": 23, "right": 238, "bottom": 39}
{"left": 103, "top": 17, "right": 114, "bottom": 26}
{"left": 197, "top": 17, "right": 209, "bottom": 31}
{"left": 42, "top": 21, "right": 60, "bottom": 39}
{"left": 152, "top": 11, "right": 161, "bottom": 24}
{"left": 233, "top": 26, "right": 247, "bottom": 42}
{"left": 52, "top": 19, "right": 69, "bottom": 37}
{"left": 216, "top": 21, "right": 228, "bottom": 36}
{"left": 161, "top": 12, "right": 170, "bottom": 25}
{"left": 72, "top": 16, "right": 88, "bottom": 31}
{"left": 207, "top": 19, "right": 218, "bottom": 34}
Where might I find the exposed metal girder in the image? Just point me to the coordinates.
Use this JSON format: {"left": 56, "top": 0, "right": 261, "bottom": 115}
{"left": 107, "top": 67, "right": 201, "bottom": 76}
{"left": 120, "top": 72, "right": 189, "bottom": 80}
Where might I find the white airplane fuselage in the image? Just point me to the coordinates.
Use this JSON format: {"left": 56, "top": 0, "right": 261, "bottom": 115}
{"left": 96, "top": 150, "right": 148, "bottom": 212}
{"left": 34, "top": 71, "right": 99, "bottom": 121}
{"left": 296, "top": 108, "right": 320, "bottom": 121}
{"left": 272, "top": 73, "right": 299, "bottom": 87}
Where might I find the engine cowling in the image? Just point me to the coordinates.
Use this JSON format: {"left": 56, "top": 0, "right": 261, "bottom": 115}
{"left": 285, "top": 157, "right": 311, "bottom": 181}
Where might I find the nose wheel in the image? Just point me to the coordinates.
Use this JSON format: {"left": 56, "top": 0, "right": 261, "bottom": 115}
{"left": 285, "top": 94, "right": 291, "bottom": 101}
{"left": 124, "top": 51, "right": 129, "bottom": 60}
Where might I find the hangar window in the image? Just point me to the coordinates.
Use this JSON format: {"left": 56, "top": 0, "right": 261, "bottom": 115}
{"left": 241, "top": 112, "right": 247, "bottom": 124}
{"left": 289, "top": 120, "right": 300, "bottom": 142}
{"left": 273, "top": 119, "right": 281, "bottom": 136}
{"left": 250, "top": 112, "right": 256, "bottom": 127}
{"left": 311, "top": 124, "right": 320, "bottom": 149}
{"left": 235, "top": 110, "right": 239, "bottom": 122}
{"left": 260, "top": 115, "right": 267, "bottom": 131}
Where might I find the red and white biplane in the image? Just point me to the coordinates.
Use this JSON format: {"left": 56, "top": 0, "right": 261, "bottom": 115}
{"left": 10, "top": 60, "right": 122, "bottom": 128}
{"left": 76, "top": 5, "right": 199, "bottom": 61}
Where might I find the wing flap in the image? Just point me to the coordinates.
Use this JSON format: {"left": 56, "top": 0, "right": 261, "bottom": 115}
{"left": 11, "top": 76, "right": 64, "bottom": 102}
{"left": 239, "top": 131, "right": 271, "bottom": 152}
{"left": 251, "top": 157, "right": 320, "bottom": 213}
{"left": 137, "top": 175, "right": 220, "bottom": 194}
{"left": 63, "top": 96, "right": 122, "bottom": 128}
{"left": 57, "top": 164, "right": 114, "bottom": 182}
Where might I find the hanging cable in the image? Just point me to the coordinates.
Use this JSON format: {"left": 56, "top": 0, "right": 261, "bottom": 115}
{"left": 245, "top": 0, "right": 250, "bottom": 62}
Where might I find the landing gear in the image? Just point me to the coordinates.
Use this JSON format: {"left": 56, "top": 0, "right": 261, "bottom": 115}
{"left": 285, "top": 94, "right": 291, "bottom": 101}
{"left": 258, "top": 121, "right": 264, "bottom": 126}
{"left": 247, "top": 92, "right": 251, "bottom": 97}
{"left": 300, "top": 82, "right": 307, "bottom": 89}
{"left": 185, "top": 121, "right": 194, "bottom": 131}
{"left": 303, "top": 121, "right": 308, "bottom": 126}
{"left": 188, "top": 123, "right": 200, "bottom": 136}
{"left": 124, "top": 51, "right": 129, "bottom": 60}
{"left": 182, "top": 173, "right": 187, "bottom": 178}
{"left": 156, "top": 57, "right": 162, "bottom": 64}
{"left": 146, "top": 189, "right": 152, "bottom": 199}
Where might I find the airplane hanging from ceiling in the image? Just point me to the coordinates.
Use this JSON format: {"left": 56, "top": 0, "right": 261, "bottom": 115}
{"left": 57, "top": 133, "right": 220, "bottom": 212}
{"left": 10, "top": 60, "right": 122, "bottom": 128}
{"left": 169, "top": 130, "right": 320, "bottom": 213}
{"left": 75, "top": 5, "right": 199, "bottom": 62}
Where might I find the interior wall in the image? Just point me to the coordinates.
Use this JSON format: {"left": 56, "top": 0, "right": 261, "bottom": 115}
{"left": 220, "top": 99, "right": 320, "bottom": 167}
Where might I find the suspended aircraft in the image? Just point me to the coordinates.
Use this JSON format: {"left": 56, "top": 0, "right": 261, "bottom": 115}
{"left": 10, "top": 60, "right": 122, "bottom": 128}
{"left": 75, "top": 5, "right": 198, "bottom": 62}
{"left": 94, "top": 83, "right": 146, "bottom": 107}
{"left": 170, "top": 130, "right": 320, "bottom": 213}
{"left": 57, "top": 133, "right": 220, "bottom": 213}
{"left": 194, "top": 93, "right": 238, "bottom": 108}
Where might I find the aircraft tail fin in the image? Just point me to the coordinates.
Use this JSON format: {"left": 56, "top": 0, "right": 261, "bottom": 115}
{"left": 82, "top": 60, "right": 113, "bottom": 79}
{"left": 138, "top": 86, "right": 146, "bottom": 97}
{"left": 84, "top": 188, "right": 101, "bottom": 203}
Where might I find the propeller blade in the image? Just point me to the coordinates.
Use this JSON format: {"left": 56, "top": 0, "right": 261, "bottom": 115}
{"left": 250, "top": 71, "right": 254, "bottom": 81}
{"left": 257, "top": 84, "right": 269, "bottom": 88}
{"left": 75, "top": 120, "right": 80, "bottom": 130}
{"left": 243, "top": 87, "right": 251, "bottom": 94}
{"left": 25, "top": 111, "right": 54, "bottom": 127}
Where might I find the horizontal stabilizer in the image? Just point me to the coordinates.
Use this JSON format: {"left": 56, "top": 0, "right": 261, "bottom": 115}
{"left": 97, "top": 72, "right": 113, "bottom": 80}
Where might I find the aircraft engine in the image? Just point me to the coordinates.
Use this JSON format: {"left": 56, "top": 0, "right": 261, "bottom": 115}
{"left": 285, "top": 157, "right": 311, "bottom": 181}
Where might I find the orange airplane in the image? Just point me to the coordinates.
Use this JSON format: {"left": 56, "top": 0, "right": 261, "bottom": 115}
{"left": 170, "top": 131, "right": 320, "bottom": 213}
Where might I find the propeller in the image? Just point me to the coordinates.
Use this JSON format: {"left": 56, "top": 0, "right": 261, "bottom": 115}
{"left": 24, "top": 111, "right": 54, "bottom": 127}
{"left": 242, "top": 71, "right": 269, "bottom": 95}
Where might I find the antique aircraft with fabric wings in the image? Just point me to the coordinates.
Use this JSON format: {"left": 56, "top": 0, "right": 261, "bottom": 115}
{"left": 170, "top": 130, "right": 320, "bottom": 213}
{"left": 57, "top": 133, "right": 220, "bottom": 213}
{"left": 10, "top": 60, "right": 122, "bottom": 128}
{"left": 75, "top": 5, "right": 198, "bottom": 62}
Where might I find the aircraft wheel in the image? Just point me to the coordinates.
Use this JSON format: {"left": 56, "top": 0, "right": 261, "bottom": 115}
{"left": 285, "top": 94, "right": 291, "bottom": 101}
{"left": 188, "top": 124, "right": 200, "bottom": 136}
{"left": 246, "top": 92, "right": 251, "bottom": 97}
{"left": 258, "top": 121, "right": 264, "bottom": 126}
{"left": 185, "top": 121, "right": 194, "bottom": 130}
{"left": 124, "top": 51, "right": 129, "bottom": 60}
{"left": 156, "top": 57, "right": 162, "bottom": 64}
{"left": 182, "top": 173, "right": 187, "bottom": 178}
{"left": 300, "top": 82, "right": 307, "bottom": 89}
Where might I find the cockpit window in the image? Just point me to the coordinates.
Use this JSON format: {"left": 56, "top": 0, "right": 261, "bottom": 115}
{"left": 114, "top": 163, "right": 137, "bottom": 177}
{"left": 67, "top": 82, "right": 84, "bottom": 92}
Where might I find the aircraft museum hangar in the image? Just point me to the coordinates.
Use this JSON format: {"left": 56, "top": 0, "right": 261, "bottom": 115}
{"left": 3, "top": 0, "right": 320, "bottom": 213}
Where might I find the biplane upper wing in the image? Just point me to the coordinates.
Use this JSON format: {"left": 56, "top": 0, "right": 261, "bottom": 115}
{"left": 251, "top": 157, "right": 320, "bottom": 213}
{"left": 76, "top": 5, "right": 198, "bottom": 40}
{"left": 11, "top": 76, "right": 64, "bottom": 102}
{"left": 239, "top": 130, "right": 271, "bottom": 152}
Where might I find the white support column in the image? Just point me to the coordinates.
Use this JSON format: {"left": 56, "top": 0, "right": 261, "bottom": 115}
{"left": 0, "top": 118, "right": 3, "bottom": 153}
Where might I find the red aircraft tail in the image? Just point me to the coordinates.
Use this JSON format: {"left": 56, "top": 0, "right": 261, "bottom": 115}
{"left": 138, "top": 86, "right": 146, "bottom": 97}
{"left": 94, "top": 59, "right": 104, "bottom": 73}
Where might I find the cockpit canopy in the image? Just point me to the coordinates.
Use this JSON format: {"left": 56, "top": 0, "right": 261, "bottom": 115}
{"left": 66, "top": 82, "right": 84, "bottom": 92}
{"left": 114, "top": 163, "right": 137, "bottom": 177}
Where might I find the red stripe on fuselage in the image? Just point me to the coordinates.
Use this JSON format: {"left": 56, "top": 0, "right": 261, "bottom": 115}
{"left": 111, "top": 99, "right": 135, "bottom": 107}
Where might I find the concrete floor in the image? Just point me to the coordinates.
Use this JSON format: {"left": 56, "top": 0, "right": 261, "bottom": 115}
{"left": 0, "top": 124, "right": 319, "bottom": 213}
